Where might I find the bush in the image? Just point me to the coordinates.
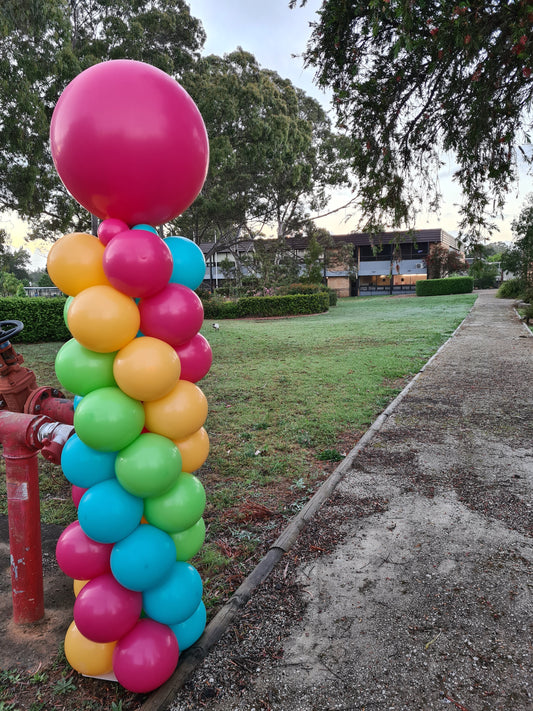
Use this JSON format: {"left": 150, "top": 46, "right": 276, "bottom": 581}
{"left": 0, "top": 297, "right": 70, "bottom": 342}
{"left": 282, "top": 282, "right": 337, "bottom": 306}
{"left": 201, "top": 292, "right": 329, "bottom": 319}
{"left": 416, "top": 276, "right": 474, "bottom": 296}
{"left": 496, "top": 278, "right": 524, "bottom": 299}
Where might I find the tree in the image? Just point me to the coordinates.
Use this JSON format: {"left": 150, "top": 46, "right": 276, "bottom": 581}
{"left": 503, "top": 193, "right": 533, "bottom": 288}
{"left": 0, "top": 229, "right": 31, "bottom": 282}
{"left": 290, "top": 0, "right": 533, "bottom": 245}
{"left": 175, "top": 50, "right": 351, "bottom": 255}
{"left": 0, "top": 0, "right": 205, "bottom": 239}
{"left": 425, "top": 243, "right": 468, "bottom": 279}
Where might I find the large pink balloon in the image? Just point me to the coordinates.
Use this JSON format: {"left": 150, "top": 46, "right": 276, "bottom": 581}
{"left": 112, "top": 619, "right": 179, "bottom": 693}
{"left": 56, "top": 521, "right": 113, "bottom": 580}
{"left": 50, "top": 60, "right": 209, "bottom": 225}
{"left": 139, "top": 283, "right": 204, "bottom": 347}
{"left": 74, "top": 573, "right": 142, "bottom": 644}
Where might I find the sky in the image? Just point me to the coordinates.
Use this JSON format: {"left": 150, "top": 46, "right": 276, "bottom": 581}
{"left": 6, "top": 0, "right": 531, "bottom": 269}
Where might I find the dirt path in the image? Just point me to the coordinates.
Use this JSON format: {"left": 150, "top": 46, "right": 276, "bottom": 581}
{"left": 170, "top": 292, "right": 533, "bottom": 711}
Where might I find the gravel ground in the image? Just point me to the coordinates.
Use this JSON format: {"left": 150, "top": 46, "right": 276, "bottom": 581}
{"left": 168, "top": 291, "right": 533, "bottom": 711}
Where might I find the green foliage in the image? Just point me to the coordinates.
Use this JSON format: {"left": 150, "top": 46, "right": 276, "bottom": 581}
{"left": 202, "top": 292, "right": 329, "bottom": 319}
{"left": 0, "top": 297, "right": 69, "bottom": 342}
{"left": 416, "top": 277, "right": 474, "bottom": 297}
{"left": 292, "top": 0, "right": 533, "bottom": 244}
{"left": 469, "top": 259, "right": 499, "bottom": 289}
{"left": 497, "top": 278, "right": 525, "bottom": 299}
{"left": 175, "top": 50, "right": 351, "bottom": 246}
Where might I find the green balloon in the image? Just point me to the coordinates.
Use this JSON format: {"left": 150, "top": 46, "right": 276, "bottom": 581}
{"left": 170, "top": 518, "right": 206, "bottom": 561}
{"left": 63, "top": 296, "right": 74, "bottom": 328}
{"left": 144, "top": 472, "right": 206, "bottom": 533}
{"left": 55, "top": 338, "right": 117, "bottom": 396}
{"left": 74, "top": 386, "right": 144, "bottom": 452}
{"left": 116, "top": 433, "right": 182, "bottom": 498}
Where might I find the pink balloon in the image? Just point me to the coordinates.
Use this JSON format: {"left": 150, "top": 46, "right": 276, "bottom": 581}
{"left": 98, "top": 218, "right": 129, "bottom": 246}
{"left": 139, "top": 284, "right": 204, "bottom": 347}
{"left": 74, "top": 572, "right": 142, "bottom": 643}
{"left": 50, "top": 60, "right": 209, "bottom": 226}
{"left": 56, "top": 520, "right": 113, "bottom": 580}
{"left": 112, "top": 619, "right": 179, "bottom": 693}
{"left": 174, "top": 334, "right": 213, "bottom": 382}
{"left": 71, "top": 485, "right": 87, "bottom": 508}
{"left": 103, "top": 229, "right": 173, "bottom": 298}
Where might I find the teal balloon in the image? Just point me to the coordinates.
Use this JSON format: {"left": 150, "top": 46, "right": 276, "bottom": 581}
{"left": 132, "top": 223, "right": 158, "bottom": 234}
{"left": 142, "top": 561, "right": 203, "bottom": 625}
{"left": 170, "top": 600, "right": 206, "bottom": 652}
{"left": 55, "top": 338, "right": 116, "bottom": 396}
{"left": 116, "top": 433, "right": 182, "bottom": 498}
{"left": 111, "top": 524, "right": 176, "bottom": 592}
{"left": 61, "top": 433, "right": 116, "bottom": 489}
{"left": 144, "top": 472, "right": 205, "bottom": 533}
{"left": 170, "top": 518, "right": 206, "bottom": 561}
{"left": 74, "top": 386, "right": 144, "bottom": 451}
{"left": 63, "top": 296, "right": 74, "bottom": 328}
{"left": 78, "top": 478, "right": 143, "bottom": 544}
{"left": 164, "top": 236, "right": 206, "bottom": 290}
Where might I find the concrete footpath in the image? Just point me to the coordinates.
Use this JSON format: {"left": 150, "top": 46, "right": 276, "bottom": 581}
{"left": 171, "top": 291, "right": 533, "bottom": 711}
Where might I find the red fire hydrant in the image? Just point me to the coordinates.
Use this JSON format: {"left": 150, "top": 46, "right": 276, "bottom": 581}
{"left": 0, "top": 320, "right": 75, "bottom": 624}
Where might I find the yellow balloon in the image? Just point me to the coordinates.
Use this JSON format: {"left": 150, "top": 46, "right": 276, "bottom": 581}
{"left": 113, "top": 337, "right": 181, "bottom": 402}
{"left": 174, "top": 427, "right": 209, "bottom": 472}
{"left": 64, "top": 621, "right": 116, "bottom": 677}
{"left": 68, "top": 285, "right": 140, "bottom": 353}
{"left": 73, "top": 579, "right": 89, "bottom": 597}
{"left": 144, "top": 380, "right": 208, "bottom": 441}
{"left": 47, "top": 232, "right": 110, "bottom": 296}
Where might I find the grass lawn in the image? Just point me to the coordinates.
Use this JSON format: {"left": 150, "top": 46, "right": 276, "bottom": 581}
{"left": 4, "top": 293, "right": 476, "bottom": 609}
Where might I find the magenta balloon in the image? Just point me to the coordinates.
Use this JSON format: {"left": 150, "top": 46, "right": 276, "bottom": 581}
{"left": 50, "top": 60, "right": 209, "bottom": 225}
{"left": 139, "top": 284, "right": 204, "bottom": 347}
{"left": 74, "top": 572, "right": 142, "bottom": 643}
{"left": 103, "top": 229, "right": 173, "bottom": 298}
{"left": 56, "top": 521, "right": 113, "bottom": 580}
{"left": 98, "top": 218, "right": 129, "bottom": 246}
{"left": 173, "top": 334, "right": 213, "bottom": 382}
{"left": 71, "top": 485, "right": 87, "bottom": 508}
{"left": 112, "top": 619, "right": 179, "bottom": 693}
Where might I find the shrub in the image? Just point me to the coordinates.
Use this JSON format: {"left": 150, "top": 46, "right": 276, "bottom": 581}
{"left": 201, "top": 292, "right": 329, "bottom": 319}
{"left": 416, "top": 276, "right": 474, "bottom": 296}
{"left": 0, "top": 297, "right": 70, "bottom": 342}
{"left": 496, "top": 278, "right": 524, "bottom": 299}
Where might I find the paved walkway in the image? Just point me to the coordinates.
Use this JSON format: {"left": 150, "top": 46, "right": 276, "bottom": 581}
{"left": 173, "top": 291, "right": 533, "bottom": 711}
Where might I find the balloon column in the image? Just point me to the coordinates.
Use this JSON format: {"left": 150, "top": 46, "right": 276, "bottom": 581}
{"left": 48, "top": 60, "right": 212, "bottom": 694}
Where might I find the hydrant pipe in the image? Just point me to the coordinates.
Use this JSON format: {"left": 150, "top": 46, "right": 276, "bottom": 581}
{"left": 0, "top": 411, "right": 74, "bottom": 624}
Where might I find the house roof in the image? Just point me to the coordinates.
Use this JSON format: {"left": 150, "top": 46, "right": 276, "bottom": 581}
{"left": 288, "top": 229, "right": 458, "bottom": 251}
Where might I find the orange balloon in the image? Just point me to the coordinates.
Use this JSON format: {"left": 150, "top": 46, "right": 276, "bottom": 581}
{"left": 144, "top": 380, "right": 208, "bottom": 441}
{"left": 73, "top": 579, "right": 89, "bottom": 597}
{"left": 68, "top": 285, "right": 140, "bottom": 353}
{"left": 174, "top": 427, "right": 209, "bottom": 472}
{"left": 47, "top": 232, "right": 110, "bottom": 296}
{"left": 64, "top": 621, "right": 116, "bottom": 676}
{"left": 113, "top": 337, "right": 181, "bottom": 402}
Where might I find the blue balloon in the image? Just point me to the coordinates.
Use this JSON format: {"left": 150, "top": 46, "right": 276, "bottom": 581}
{"left": 142, "top": 561, "right": 203, "bottom": 625}
{"left": 132, "top": 223, "right": 158, "bottom": 234}
{"left": 61, "top": 434, "right": 116, "bottom": 489}
{"left": 73, "top": 395, "right": 83, "bottom": 409}
{"left": 170, "top": 600, "right": 206, "bottom": 652}
{"left": 164, "top": 236, "right": 206, "bottom": 290}
{"left": 78, "top": 479, "right": 143, "bottom": 544}
{"left": 111, "top": 524, "right": 175, "bottom": 592}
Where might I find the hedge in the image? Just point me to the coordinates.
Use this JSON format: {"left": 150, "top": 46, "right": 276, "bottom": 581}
{"left": 416, "top": 276, "right": 474, "bottom": 297}
{"left": 202, "top": 292, "right": 330, "bottom": 319}
{"left": 0, "top": 297, "right": 70, "bottom": 342}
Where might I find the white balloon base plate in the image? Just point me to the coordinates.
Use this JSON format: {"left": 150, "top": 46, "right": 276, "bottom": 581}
{"left": 83, "top": 671, "right": 118, "bottom": 682}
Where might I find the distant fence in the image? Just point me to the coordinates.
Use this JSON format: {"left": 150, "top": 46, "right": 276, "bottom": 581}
{"left": 23, "top": 287, "right": 63, "bottom": 298}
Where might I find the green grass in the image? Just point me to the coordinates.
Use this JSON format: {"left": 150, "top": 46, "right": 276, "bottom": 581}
{"left": 0, "top": 294, "right": 476, "bottom": 529}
